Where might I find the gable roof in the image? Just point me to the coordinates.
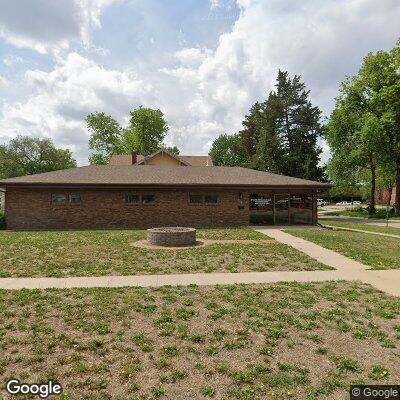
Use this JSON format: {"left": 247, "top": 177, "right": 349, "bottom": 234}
{"left": 0, "top": 165, "right": 331, "bottom": 189}
{"left": 109, "top": 152, "right": 213, "bottom": 166}
{"left": 136, "top": 149, "right": 191, "bottom": 166}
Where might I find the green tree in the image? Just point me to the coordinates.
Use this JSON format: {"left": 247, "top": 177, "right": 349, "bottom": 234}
{"left": 87, "top": 112, "right": 123, "bottom": 165}
{"left": 87, "top": 108, "right": 170, "bottom": 164}
{"left": 209, "top": 134, "right": 247, "bottom": 166}
{"left": 255, "top": 70, "right": 324, "bottom": 180}
{"left": 327, "top": 40, "right": 400, "bottom": 214}
{"left": 0, "top": 136, "right": 76, "bottom": 178}
{"left": 123, "top": 107, "right": 168, "bottom": 155}
{"left": 164, "top": 145, "right": 180, "bottom": 155}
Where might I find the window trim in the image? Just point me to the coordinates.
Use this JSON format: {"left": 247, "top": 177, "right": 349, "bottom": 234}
{"left": 142, "top": 194, "right": 156, "bottom": 205}
{"left": 188, "top": 194, "right": 204, "bottom": 205}
{"left": 204, "top": 194, "right": 219, "bottom": 205}
{"left": 126, "top": 194, "right": 140, "bottom": 205}
{"left": 69, "top": 194, "right": 83, "bottom": 205}
{"left": 51, "top": 194, "right": 67, "bottom": 206}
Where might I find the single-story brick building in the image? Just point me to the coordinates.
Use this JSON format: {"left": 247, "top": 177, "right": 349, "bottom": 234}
{"left": 0, "top": 149, "right": 330, "bottom": 230}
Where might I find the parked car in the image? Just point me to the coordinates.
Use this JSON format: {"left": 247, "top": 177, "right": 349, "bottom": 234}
{"left": 317, "top": 199, "right": 329, "bottom": 207}
{"left": 336, "top": 201, "right": 351, "bottom": 206}
{"left": 352, "top": 201, "right": 361, "bottom": 205}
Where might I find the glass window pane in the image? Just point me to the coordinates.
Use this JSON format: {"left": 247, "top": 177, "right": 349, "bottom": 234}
{"left": 142, "top": 195, "right": 155, "bottom": 204}
{"left": 275, "top": 194, "right": 289, "bottom": 224}
{"left": 189, "top": 194, "right": 203, "bottom": 204}
{"left": 69, "top": 194, "right": 82, "bottom": 204}
{"left": 205, "top": 195, "right": 218, "bottom": 204}
{"left": 249, "top": 194, "right": 273, "bottom": 224}
{"left": 126, "top": 194, "right": 139, "bottom": 204}
{"left": 52, "top": 194, "right": 66, "bottom": 205}
{"left": 290, "top": 193, "right": 313, "bottom": 224}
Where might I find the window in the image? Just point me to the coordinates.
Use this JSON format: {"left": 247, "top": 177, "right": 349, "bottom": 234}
{"left": 142, "top": 194, "right": 155, "bottom": 204}
{"left": 126, "top": 194, "right": 139, "bottom": 204}
{"left": 52, "top": 194, "right": 66, "bottom": 205}
{"left": 189, "top": 194, "right": 203, "bottom": 204}
{"left": 205, "top": 195, "right": 218, "bottom": 204}
{"left": 69, "top": 194, "right": 82, "bottom": 204}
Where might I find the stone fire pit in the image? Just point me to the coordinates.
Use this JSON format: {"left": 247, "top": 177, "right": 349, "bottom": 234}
{"left": 147, "top": 227, "right": 196, "bottom": 247}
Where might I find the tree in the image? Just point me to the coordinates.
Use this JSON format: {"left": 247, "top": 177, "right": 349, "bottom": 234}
{"left": 239, "top": 102, "right": 264, "bottom": 166}
{"left": 87, "top": 107, "right": 171, "bottom": 164}
{"left": 123, "top": 107, "right": 169, "bottom": 155}
{"left": 209, "top": 134, "right": 247, "bottom": 166}
{"left": 87, "top": 112, "right": 123, "bottom": 165}
{"left": 255, "top": 70, "right": 324, "bottom": 180}
{"left": 164, "top": 146, "right": 180, "bottom": 155}
{"left": 0, "top": 136, "right": 76, "bottom": 179}
{"left": 327, "top": 40, "right": 400, "bottom": 214}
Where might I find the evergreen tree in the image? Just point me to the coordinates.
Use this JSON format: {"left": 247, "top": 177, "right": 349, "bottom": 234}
{"left": 255, "top": 70, "right": 324, "bottom": 180}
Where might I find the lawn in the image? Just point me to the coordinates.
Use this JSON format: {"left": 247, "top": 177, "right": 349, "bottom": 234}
{"left": 0, "top": 228, "right": 329, "bottom": 277}
{"left": 321, "top": 219, "right": 400, "bottom": 237}
{"left": 286, "top": 228, "right": 400, "bottom": 270}
{"left": 0, "top": 282, "right": 398, "bottom": 399}
{"left": 323, "top": 207, "right": 400, "bottom": 220}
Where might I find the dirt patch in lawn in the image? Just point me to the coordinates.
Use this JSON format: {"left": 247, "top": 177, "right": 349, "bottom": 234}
{"left": 0, "top": 281, "right": 398, "bottom": 399}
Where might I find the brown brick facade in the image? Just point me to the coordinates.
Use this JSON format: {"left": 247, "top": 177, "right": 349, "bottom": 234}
{"left": 4, "top": 188, "right": 249, "bottom": 229}
{"left": 4, "top": 187, "right": 317, "bottom": 229}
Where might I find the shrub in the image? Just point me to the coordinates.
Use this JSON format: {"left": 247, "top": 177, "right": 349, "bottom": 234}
{"left": 0, "top": 210, "right": 5, "bottom": 230}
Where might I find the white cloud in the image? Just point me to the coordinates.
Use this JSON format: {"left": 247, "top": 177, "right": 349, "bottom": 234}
{"left": 0, "top": 74, "right": 9, "bottom": 88}
{"left": 1, "top": 0, "right": 399, "bottom": 166}
{"left": 0, "top": 52, "right": 155, "bottom": 163}
{"left": 162, "top": 0, "right": 400, "bottom": 159}
{"left": 0, "top": 0, "right": 117, "bottom": 53}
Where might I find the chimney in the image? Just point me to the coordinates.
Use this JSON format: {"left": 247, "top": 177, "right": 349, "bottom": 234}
{"left": 131, "top": 152, "right": 137, "bottom": 165}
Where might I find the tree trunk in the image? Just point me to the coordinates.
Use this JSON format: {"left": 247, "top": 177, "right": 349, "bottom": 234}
{"left": 395, "top": 162, "right": 400, "bottom": 215}
{"left": 368, "top": 165, "right": 376, "bottom": 215}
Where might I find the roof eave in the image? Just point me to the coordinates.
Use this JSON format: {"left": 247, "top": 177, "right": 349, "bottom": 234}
{"left": 0, "top": 182, "right": 332, "bottom": 190}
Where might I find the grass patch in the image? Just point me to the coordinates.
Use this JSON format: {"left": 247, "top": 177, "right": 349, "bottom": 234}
{"left": 324, "top": 206, "right": 400, "bottom": 220}
{"left": 321, "top": 219, "right": 400, "bottom": 237}
{"left": 0, "top": 281, "right": 398, "bottom": 399}
{"left": 0, "top": 229, "right": 329, "bottom": 277}
{"left": 286, "top": 228, "right": 400, "bottom": 270}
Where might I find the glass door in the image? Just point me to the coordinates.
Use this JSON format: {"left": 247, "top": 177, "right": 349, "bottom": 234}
{"left": 274, "top": 194, "right": 289, "bottom": 224}
{"left": 249, "top": 194, "right": 274, "bottom": 225}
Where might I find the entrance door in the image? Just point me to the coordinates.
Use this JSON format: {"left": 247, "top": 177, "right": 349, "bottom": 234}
{"left": 249, "top": 194, "right": 274, "bottom": 225}
{"left": 274, "top": 194, "right": 289, "bottom": 225}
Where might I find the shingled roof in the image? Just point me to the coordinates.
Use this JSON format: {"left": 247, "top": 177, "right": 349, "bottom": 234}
{"left": 0, "top": 165, "right": 331, "bottom": 189}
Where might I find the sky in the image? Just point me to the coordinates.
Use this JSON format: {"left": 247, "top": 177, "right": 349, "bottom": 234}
{"left": 0, "top": 0, "right": 399, "bottom": 165}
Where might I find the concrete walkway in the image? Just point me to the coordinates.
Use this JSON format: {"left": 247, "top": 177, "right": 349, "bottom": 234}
{"left": 0, "top": 229, "right": 399, "bottom": 296}
{"left": 255, "top": 228, "right": 400, "bottom": 296}
{"left": 320, "top": 223, "right": 400, "bottom": 239}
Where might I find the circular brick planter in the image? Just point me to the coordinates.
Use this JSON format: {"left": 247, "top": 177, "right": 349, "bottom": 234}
{"left": 147, "top": 227, "right": 196, "bottom": 247}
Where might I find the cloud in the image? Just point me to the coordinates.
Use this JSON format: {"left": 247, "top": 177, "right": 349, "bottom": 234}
{"left": 1, "top": 0, "right": 399, "bottom": 166}
{"left": 0, "top": 52, "right": 155, "bottom": 163}
{"left": 0, "top": 0, "right": 116, "bottom": 53}
{"left": 162, "top": 0, "right": 400, "bottom": 159}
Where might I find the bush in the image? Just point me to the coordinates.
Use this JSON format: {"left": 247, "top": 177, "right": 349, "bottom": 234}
{"left": 0, "top": 210, "right": 5, "bottom": 229}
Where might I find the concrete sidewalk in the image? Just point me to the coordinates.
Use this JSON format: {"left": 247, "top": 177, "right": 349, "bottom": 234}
{"left": 255, "top": 228, "right": 400, "bottom": 296}
{"left": 0, "top": 229, "right": 399, "bottom": 296}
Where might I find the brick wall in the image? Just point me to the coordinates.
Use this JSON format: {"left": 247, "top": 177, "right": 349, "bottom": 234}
{"left": 5, "top": 188, "right": 250, "bottom": 229}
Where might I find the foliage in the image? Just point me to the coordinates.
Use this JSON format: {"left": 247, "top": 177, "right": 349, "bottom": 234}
{"left": 123, "top": 107, "right": 169, "bottom": 155}
{"left": 326, "top": 39, "right": 400, "bottom": 214}
{"left": 0, "top": 136, "right": 76, "bottom": 178}
{"left": 255, "top": 70, "right": 324, "bottom": 180}
{"left": 209, "top": 70, "right": 325, "bottom": 180}
{"left": 87, "top": 107, "right": 171, "bottom": 164}
{"left": 209, "top": 134, "right": 247, "bottom": 166}
{"left": 87, "top": 112, "right": 124, "bottom": 165}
